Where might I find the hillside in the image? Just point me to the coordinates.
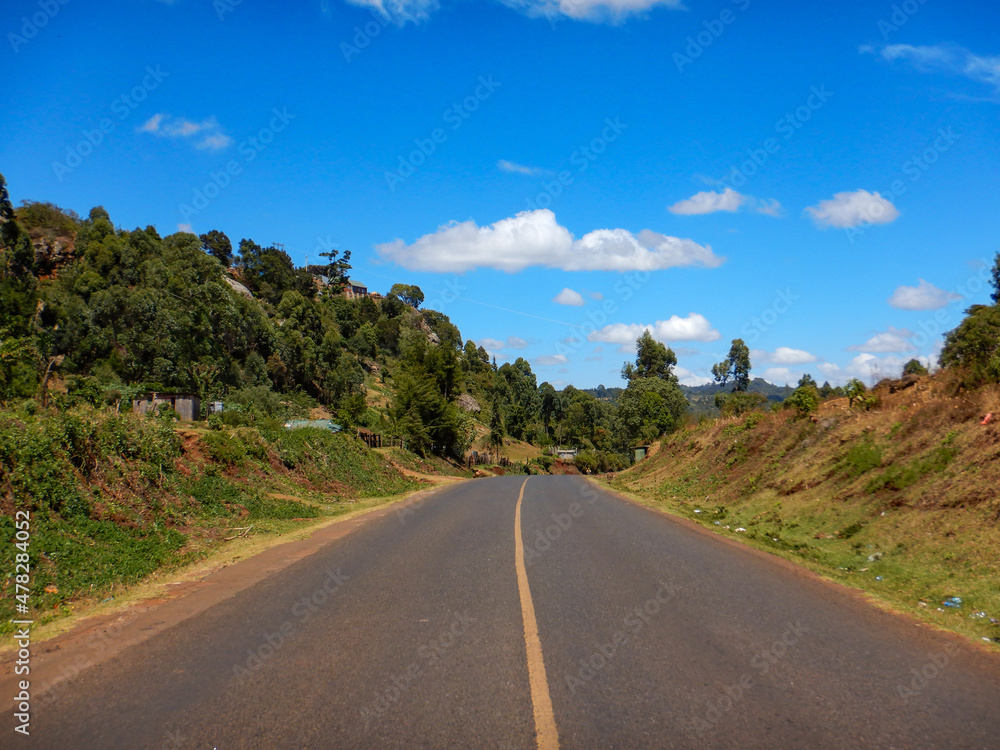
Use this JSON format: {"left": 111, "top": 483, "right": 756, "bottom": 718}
{"left": 610, "top": 370, "right": 1000, "bottom": 644}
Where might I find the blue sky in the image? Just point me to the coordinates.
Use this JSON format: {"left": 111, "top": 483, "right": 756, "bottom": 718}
{"left": 3, "top": 0, "right": 999, "bottom": 389}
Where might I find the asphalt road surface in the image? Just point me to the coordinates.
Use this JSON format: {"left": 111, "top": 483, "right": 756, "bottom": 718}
{"left": 23, "top": 476, "right": 1000, "bottom": 749}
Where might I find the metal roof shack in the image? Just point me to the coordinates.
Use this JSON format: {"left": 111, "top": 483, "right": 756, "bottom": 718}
{"left": 133, "top": 392, "right": 201, "bottom": 422}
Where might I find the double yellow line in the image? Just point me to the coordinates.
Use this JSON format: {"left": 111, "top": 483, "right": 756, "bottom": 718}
{"left": 514, "top": 478, "right": 560, "bottom": 750}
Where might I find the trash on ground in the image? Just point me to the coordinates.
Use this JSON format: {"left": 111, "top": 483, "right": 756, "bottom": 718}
{"left": 875, "top": 576, "right": 883, "bottom": 581}
{"left": 971, "top": 611, "right": 988, "bottom": 619}
{"left": 735, "top": 527, "right": 747, "bottom": 533}
{"left": 981, "top": 413, "right": 993, "bottom": 425}
{"left": 942, "top": 597, "right": 963, "bottom": 608}
{"left": 694, "top": 509, "right": 702, "bottom": 513}
{"left": 867, "top": 552, "right": 883, "bottom": 562}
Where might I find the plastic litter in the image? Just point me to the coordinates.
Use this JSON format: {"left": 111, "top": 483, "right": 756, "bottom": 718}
{"left": 971, "top": 611, "right": 988, "bottom": 619}
{"left": 735, "top": 527, "right": 747, "bottom": 533}
{"left": 942, "top": 597, "right": 963, "bottom": 608}
{"left": 981, "top": 413, "right": 993, "bottom": 425}
{"left": 875, "top": 576, "right": 883, "bottom": 581}
{"left": 867, "top": 552, "right": 883, "bottom": 562}
{"left": 694, "top": 509, "right": 702, "bottom": 513}
{"left": 714, "top": 521, "right": 721, "bottom": 525}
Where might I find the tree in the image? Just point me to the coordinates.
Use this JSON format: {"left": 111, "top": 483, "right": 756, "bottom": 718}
{"left": 621, "top": 330, "right": 677, "bottom": 382}
{"left": 797, "top": 373, "right": 817, "bottom": 389}
{"left": 844, "top": 378, "right": 867, "bottom": 409}
{"left": 784, "top": 385, "right": 819, "bottom": 418}
{"left": 200, "top": 230, "right": 233, "bottom": 267}
{"left": 319, "top": 247, "right": 351, "bottom": 295}
{"left": 991, "top": 251, "right": 1000, "bottom": 304}
{"left": 618, "top": 377, "right": 687, "bottom": 443}
{"left": 902, "top": 358, "right": 929, "bottom": 376}
{"left": 940, "top": 304, "right": 1000, "bottom": 384}
{"left": 390, "top": 283, "right": 424, "bottom": 309}
{"left": 712, "top": 339, "right": 751, "bottom": 392}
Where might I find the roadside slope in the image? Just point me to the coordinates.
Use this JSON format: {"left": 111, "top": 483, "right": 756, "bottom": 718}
{"left": 612, "top": 372, "right": 1000, "bottom": 645}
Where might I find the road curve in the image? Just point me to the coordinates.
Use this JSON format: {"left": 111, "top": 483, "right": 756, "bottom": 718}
{"left": 22, "top": 475, "right": 1000, "bottom": 749}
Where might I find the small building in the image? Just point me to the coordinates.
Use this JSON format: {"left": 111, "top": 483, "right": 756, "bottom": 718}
{"left": 344, "top": 279, "right": 368, "bottom": 299}
{"left": 133, "top": 392, "right": 201, "bottom": 421}
{"left": 555, "top": 448, "right": 578, "bottom": 460}
{"left": 632, "top": 445, "right": 651, "bottom": 463}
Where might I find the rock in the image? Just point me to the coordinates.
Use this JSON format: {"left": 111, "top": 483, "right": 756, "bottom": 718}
{"left": 456, "top": 394, "right": 482, "bottom": 413}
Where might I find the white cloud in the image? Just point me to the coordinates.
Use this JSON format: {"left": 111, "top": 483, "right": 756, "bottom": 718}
{"left": 763, "top": 367, "right": 796, "bottom": 386}
{"left": 376, "top": 209, "right": 723, "bottom": 273}
{"left": 478, "top": 337, "right": 505, "bottom": 351}
{"left": 752, "top": 347, "right": 818, "bottom": 365}
{"left": 535, "top": 354, "right": 569, "bottom": 366}
{"left": 590, "top": 291, "right": 604, "bottom": 300}
{"left": 346, "top": 0, "right": 683, "bottom": 24}
{"left": 805, "top": 189, "right": 899, "bottom": 229}
{"left": 498, "top": 159, "right": 547, "bottom": 176}
{"left": 754, "top": 198, "right": 783, "bottom": 217}
{"left": 138, "top": 113, "right": 232, "bottom": 151}
{"left": 675, "top": 366, "right": 712, "bottom": 387}
{"left": 848, "top": 326, "right": 916, "bottom": 353}
{"left": 553, "top": 288, "right": 585, "bottom": 306}
{"left": 668, "top": 188, "right": 782, "bottom": 217}
{"left": 177, "top": 223, "right": 193, "bottom": 233}
{"left": 818, "top": 362, "right": 840, "bottom": 376}
{"left": 668, "top": 188, "right": 747, "bottom": 215}
{"left": 873, "top": 43, "right": 1000, "bottom": 95}
{"left": 507, "top": 336, "right": 529, "bottom": 349}
{"left": 587, "top": 314, "right": 721, "bottom": 349}
{"left": 888, "top": 279, "right": 962, "bottom": 310}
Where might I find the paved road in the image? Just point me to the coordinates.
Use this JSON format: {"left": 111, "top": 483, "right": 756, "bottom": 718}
{"left": 25, "top": 476, "right": 1000, "bottom": 748}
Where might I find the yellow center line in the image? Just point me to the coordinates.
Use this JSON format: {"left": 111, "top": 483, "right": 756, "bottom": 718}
{"left": 515, "top": 477, "right": 560, "bottom": 750}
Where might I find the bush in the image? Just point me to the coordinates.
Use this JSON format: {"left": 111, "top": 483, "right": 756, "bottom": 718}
{"left": 784, "top": 386, "right": 819, "bottom": 418}
{"left": 717, "top": 391, "right": 768, "bottom": 418}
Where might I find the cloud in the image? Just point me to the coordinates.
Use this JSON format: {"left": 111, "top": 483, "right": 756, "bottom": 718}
{"left": 871, "top": 43, "right": 1000, "bottom": 96}
{"left": 589, "top": 291, "right": 604, "bottom": 300}
{"left": 675, "top": 366, "right": 712, "bottom": 387}
{"left": 497, "top": 159, "right": 547, "bottom": 176}
{"left": 138, "top": 113, "right": 232, "bottom": 151}
{"left": 553, "top": 288, "right": 585, "bottom": 306}
{"left": 587, "top": 314, "right": 721, "bottom": 349}
{"left": 535, "top": 354, "right": 569, "bottom": 366}
{"left": 888, "top": 279, "right": 962, "bottom": 310}
{"left": 477, "top": 337, "right": 505, "bottom": 352}
{"left": 804, "top": 189, "right": 899, "bottom": 229}
{"left": 479, "top": 335, "right": 531, "bottom": 352}
{"left": 345, "top": 0, "right": 683, "bottom": 24}
{"left": 762, "top": 367, "right": 796, "bottom": 385}
{"left": 376, "top": 209, "right": 724, "bottom": 273}
{"left": 752, "top": 347, "right": 818, "bottom": 365}
{"left": 669, "top": 188, "right": 747, "bottom": 215}
{"left": 848, "top": 326, "right": 916, "bottom": 353}
{"left": 754, "top": 198, "right": 783, "bottom": 217}
{"left": 177, "top": 223, "right": 193, "bottom": 233}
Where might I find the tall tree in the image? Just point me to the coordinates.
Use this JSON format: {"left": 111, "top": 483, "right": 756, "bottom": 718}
{"left": 712, "top": 338, "right": 751, "bottom": 392}
{"left": 389, "top": 283, "right": 424, "bottom": 309}
{"left": 991, "top": 250, "right": 1000, "bottom": 304}
{"left": 621, "top": 330, "right": 677, "bottom": 382}
{"left": 199, "top": 230, "right": 233, "bottom": 267}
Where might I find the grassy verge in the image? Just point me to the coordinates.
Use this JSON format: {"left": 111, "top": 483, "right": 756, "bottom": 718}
{"left": 0, "top": 404, "right": 426, "bottom": 634}
{"left": 610, "top": 379, "right": 1000, "bottom": 648}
